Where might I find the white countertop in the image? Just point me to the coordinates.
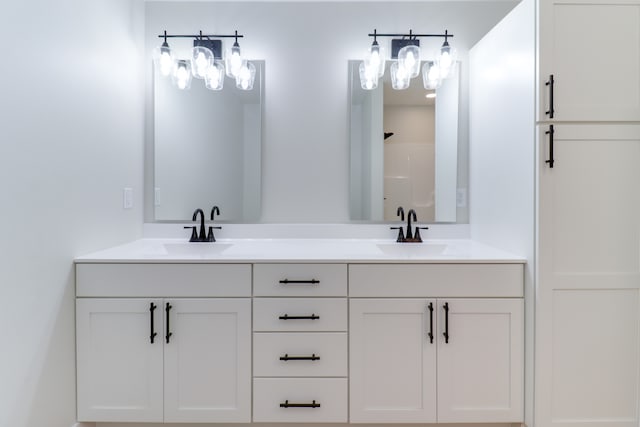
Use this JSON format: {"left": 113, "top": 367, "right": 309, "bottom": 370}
{"left": 75, "top": 238, "right": 526, "bottom": 264}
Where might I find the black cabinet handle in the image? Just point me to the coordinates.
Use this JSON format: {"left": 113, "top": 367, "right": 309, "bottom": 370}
{"left": 149, "top": 302, "right": 158, "bottom": 344}
{"left": 279, "top": 314, "right": 320, "bottom": 320}
{"left": 443, "top": 302, "right": 450, "bottom": 344}
{"left": 279, "top": 279, "right": 320, "bottom": 285}
{"left": 280, "top": 400, "right": 320, "bottom": 408}
{"left": 280, "top": 353, "right": 321, "bottom": 361}
{"left": 545, "top": 74, "right": 555, "bottom": 118}
{"left": 165, "top": 302, "right": 173, "bottom": 344}
{"left": 545, "top": 124, "right": 555, "bottom": 168}
{"left": 427, "top": 302, "right": 434, "bottom": 344}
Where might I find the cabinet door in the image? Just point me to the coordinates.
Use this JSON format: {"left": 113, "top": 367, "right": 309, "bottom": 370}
{"left": 538, "top": 0, "right": 640, "bottom": 121}
{"left": 537, "top": 124, "right": 640, "bottom": 427}
{"left": 349, "top": 299, "right": 437, "bottom": 423}
{"left": 437, "top": 298, "right": 524, "bottom": 423}
{"left": 76, "top": 298, "right": 163, "bottom": 422}
{"left": 163, "top": 298, "right": 251, "bottom": 422}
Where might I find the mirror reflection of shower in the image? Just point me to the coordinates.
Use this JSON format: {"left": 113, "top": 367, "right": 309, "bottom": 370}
{"left": 383, "top": 80, "right": 436, "bottom": 221}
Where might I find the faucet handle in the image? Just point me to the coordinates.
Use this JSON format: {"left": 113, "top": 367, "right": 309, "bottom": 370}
{"left": 413, "top": 227, "right": 429, "bottom": 243}
{"left": 184, "top": 226, "right": 198, "bottom": 242}
{"left": 207, "top": 226, "right": 222, "bottom": 242}
{"left": 390, "top": 226, "right": 405, "bottom": 243}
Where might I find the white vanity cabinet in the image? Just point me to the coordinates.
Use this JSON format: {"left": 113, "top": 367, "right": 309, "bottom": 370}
{"left": 75, "top": 264, "right": 252, "bottom": 423}
{"left": 349, "top": 264, "right": 524, "bottom": 424}
{"left": 538, "top": 0, "right": 640, "bottom": 122}
{"left": 252, "top": 264, "right": 349, "bottom": 423}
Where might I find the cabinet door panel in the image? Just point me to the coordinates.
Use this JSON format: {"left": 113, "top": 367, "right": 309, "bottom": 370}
{"left": 76, "top": 299, "right": 163, "bottom": 422}
{"left": 163, "top": 298, "right": 251, "bottom": 422}
{"left": 437, "top": 298, "right": 524, "bottom": 423}
{"left": 537, "top": 124, "right": 640, "bottom": 427}
{"left": 539, "top": 0, "right": 640, "bottom": 121}
{"left": 349, "top": 299, "right": 436, "bottom": 423}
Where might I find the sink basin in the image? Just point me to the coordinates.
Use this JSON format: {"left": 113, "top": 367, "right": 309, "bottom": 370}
{"left": 163, "top": 242, "right": 233, "bottom": 256}
{"left": 376, "top": 242, "right": 448, "bottom": 257}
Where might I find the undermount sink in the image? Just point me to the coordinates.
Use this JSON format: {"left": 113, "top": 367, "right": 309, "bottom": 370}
{"left": 163, "top": 242, "right": 233, "bottom": 256}
{"left": 376, "top": 242, "right": 448, "bottom": 257}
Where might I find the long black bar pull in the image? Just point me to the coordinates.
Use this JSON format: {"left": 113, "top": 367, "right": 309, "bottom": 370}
{"left": 280, "top": 400, "right": 321, "bottom": 408}
{"left": 279, "top": 279, "right": 320, "bottom": 285}
{"left": 279, "top": 314, "right": 320, "bottom": 320}
{"left": 427, "top": 302, "right": 434, "bottom": 344}
{"left": 280, "top": 354, "right": 321, "bottom": 361}
{"left": 545, "top": 125, "right": 555, "bottom": 168}
{"left": 443, "top": 302, "right": 450, "bottom": 344}
{"left": 545, "top": 74, "right": 555, "bottom": 118}
{"left": 165, "top": 302, "right": 173, "bottom": 344}
{"left": 149, "top": 302, "right": 158, "bottom": 344}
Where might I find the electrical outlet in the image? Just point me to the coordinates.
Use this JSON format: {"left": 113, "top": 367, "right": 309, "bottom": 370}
{"left": 123, "top": 187, "right": 133, "bottom": 209}
{"left": 456, "top": 188, "right": 467, "bottom": 208}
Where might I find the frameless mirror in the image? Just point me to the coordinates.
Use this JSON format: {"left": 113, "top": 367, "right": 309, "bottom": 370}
{"left": 153, "top": 61, "right": 264, "bottom": 221}
{"left": 349, "top": 60, "right": 459, "bottom": 222}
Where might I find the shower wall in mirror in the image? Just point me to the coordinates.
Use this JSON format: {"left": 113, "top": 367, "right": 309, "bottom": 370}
{"left": 349, "top": 60, "right": 459, "bottom": 223}
{"left": 153, "top": 61, "right": 264, "bottom": 221}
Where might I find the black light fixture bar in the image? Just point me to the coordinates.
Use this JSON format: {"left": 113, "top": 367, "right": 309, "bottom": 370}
{"left": 368, "top": 29, "right": 453, "bottom": 40}
{"left": 368, "top": 29, "right": 454, "bottom": 59}
{"left": 157, "top": 30, "right": 244, "bottom": 39}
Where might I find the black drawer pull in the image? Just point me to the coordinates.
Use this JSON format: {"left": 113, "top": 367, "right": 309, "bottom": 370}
{"left": 280, "top": 400, "right": 320, "bottom": 408}
{"left": 165, "top": 302, "right": 173, "bottom": 344}
{"left": 280, "top": 353, "right": 320, "bottom": 361}
{"left": 545, "top": 124, "right": 555, "bottom": 168}
{"left": 443, "top": 302, "right": 450, "bottom": 344}
{"left": 427, "top": 302, "right": 434, "bottom": 344}
{"left": 279, "top": 314, "right": 320, "bottom": 320}
{"left": 149, "top": 302, "right": 158, "bottom": 344}
{"left": 545, "top": 74, "right": 554, "bottom": 118}
{"left": 279, "top": 279, "right": 320, "bottom": 285}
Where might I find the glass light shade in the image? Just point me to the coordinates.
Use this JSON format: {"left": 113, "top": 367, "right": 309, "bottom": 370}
{"left": 390, "top": 61, "right": 410, "bottom": 90}
{"left": 422, "top": 61, "right": 442, "bottom": 90}
{"left": 172, "top": 60, "right": 192, "bottom": 90}
{"left": 398, "top": 44, "right": 420, "bottom": 78}
{"left": 359, "top": 59, "right": 379, "bottom": 90}
{"left": 226, "top": 43, "right": 243, "bottom": 78}
{"left": 205, "top": 60, "right": 225, "bottom": 90}
{"left": 437, "top": 42, "right": 458, "bottom": 79}
{"left": 190, "top": 46, "right": 214, "bottom": 79}
{"left": 153, "top": 42, "right": 174, "bottom": 77}
{"left": 235, "top": 61, "right": 256, "bottom": 90}
{"left": 367, "top": 42, "right": 386, "bottom": 78}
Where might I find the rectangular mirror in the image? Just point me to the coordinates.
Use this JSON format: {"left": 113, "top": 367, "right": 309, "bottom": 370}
{"left": 153, "top": 61, "right": 264, "bottom": 221}
{"left": 349, "top": 60, "right": 459, "bottom": 223}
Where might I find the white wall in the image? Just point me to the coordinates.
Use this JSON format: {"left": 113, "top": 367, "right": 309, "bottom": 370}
{"left": 145, "top": 1, "right": 518, "bottom": 222}
{"left": 0, "top": 1, "right": 145, "bottom": 426}
{"left": 468, "top": 0, "right": 535, "bottom": 424}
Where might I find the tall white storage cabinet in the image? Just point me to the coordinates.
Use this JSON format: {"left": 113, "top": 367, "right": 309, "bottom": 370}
{"left": 536, "top": 0, "right": 640, "bottom": 425}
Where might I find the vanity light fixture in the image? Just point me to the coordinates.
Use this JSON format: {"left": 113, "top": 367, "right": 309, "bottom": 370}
{"left": 154, "top": 30, "right": 255, "bottom": 91}
{"left": 360, "top": 29, "right": 455, "bottom": 91}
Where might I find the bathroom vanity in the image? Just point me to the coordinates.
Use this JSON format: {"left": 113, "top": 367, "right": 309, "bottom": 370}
{"left": 75, "top": 238, "right": 525, "bottom": 425}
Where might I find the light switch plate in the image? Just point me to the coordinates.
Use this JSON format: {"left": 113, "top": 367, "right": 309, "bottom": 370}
{"left": 456, "top": 188, "right": 467, "bottom": 208}
{"left": 123, "top": 187, "right": 133, "bottom": 209}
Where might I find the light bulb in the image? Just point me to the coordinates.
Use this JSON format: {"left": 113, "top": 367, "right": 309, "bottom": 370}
{"left": 368, "top": 41, "right": 385, "bottom": 77}
{"left": 153, "top": 41, "right": 174, "bottom": 77}
{"left": 172, "top": 60, "right": 192, "bottom": 90}
{"left": 390, "top": 61, "right": 410, "bottom": 90}
{"left": 359, "top": 60, "right": 378, "bottom": 90}
{"left": 422, "top": 61, "right": 442, "bottom": 90}
{"left": 235, "top": 61, "right": 256, "bottom": 90}
{"left": 398, "top": 44, "right": 420, "bottom": 78}
{"left": 437, "top": 40, "right": 457, "bottom": 79}
{"left": 226, "top": 42, "right": 243, "bottom": 78}
{"left": 205, "top": 60, "right": 225, "bottom": 90}
{"left": 190, "top": 46, "right": 213, "bottom": 79}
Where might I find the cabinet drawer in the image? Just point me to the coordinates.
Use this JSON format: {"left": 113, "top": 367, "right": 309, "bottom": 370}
{"left": 253, "top": 264, "right": 347, "bottom": 296}
{"left": 76, "top": 263, "right": 251, "bottom": 297}
{"left": 253, "top": 378, "right": 347, "bottom": 422}
{"left": 254, "top": 333, "right": 347, "bottom": 377}
{"left": 349, "top": 264, "right": 524, "bottom": 297}
{"left": 253, "top": 298, "right": 347, "bottom": 332}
